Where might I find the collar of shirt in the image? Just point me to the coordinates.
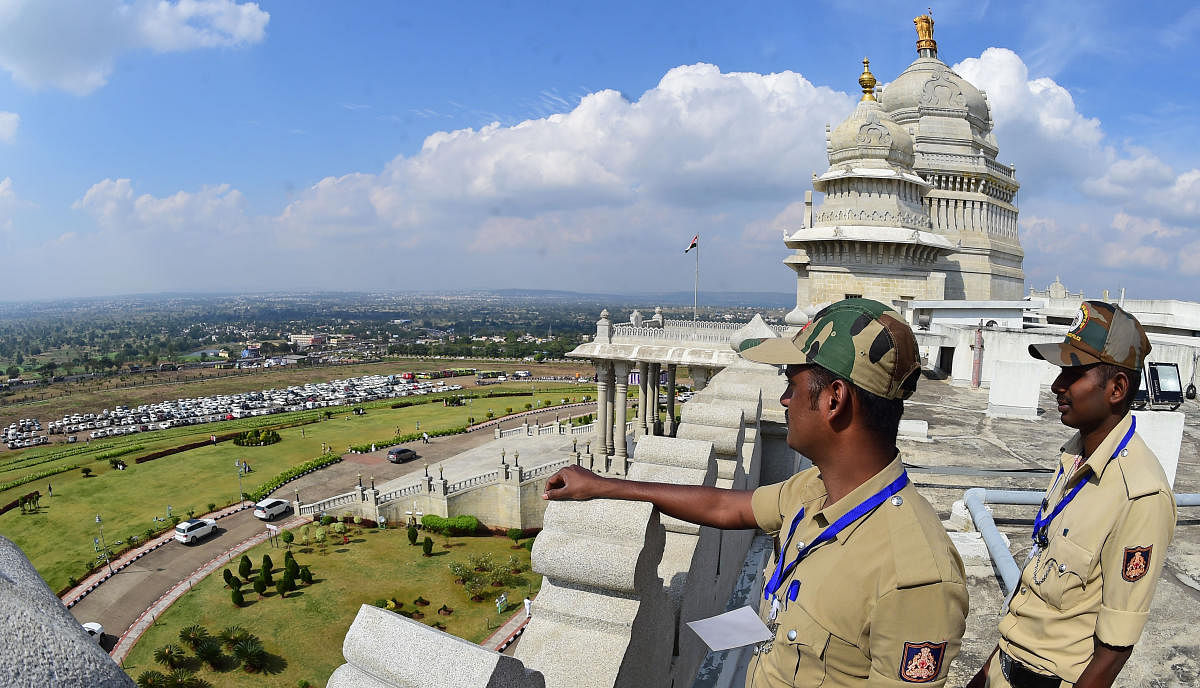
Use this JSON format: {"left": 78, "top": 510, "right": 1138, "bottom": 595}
{"left": 812, "top": 454, "right": 906, "bottom": 547}
{"left": 1058, "top": 412, "right": 1133, "bottom": 483}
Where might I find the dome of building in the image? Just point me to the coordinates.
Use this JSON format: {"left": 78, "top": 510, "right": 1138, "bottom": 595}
{"left": 827, "top": 59, "right": 914, "bottom": 168}
{"left": 880, "top": 58, "right": 990, "bottom": 130}
{"left": 878, "top": 14, "right": 992, "bottom": 136}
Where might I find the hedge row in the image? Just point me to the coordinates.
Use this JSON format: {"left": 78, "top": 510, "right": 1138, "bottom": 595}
{"left": 134, "top": 432, "right": 242, "bottom": 464}
{"left": 92, "top": 445, "right": 145, "bottom": 462}
{"left": 349, "top": 425, "right": 468, "bottom": 454}
{"left": 0, "top": 490, "right": 41, "bottom": 517}
{"left": 420, "top": 514, "right": 480, "bottom": 535}
{"left": 0, "top": 464, "right": 80, "bottom": 494}
{"left": 248, "top": 453, "right": 342, "bottom": 502}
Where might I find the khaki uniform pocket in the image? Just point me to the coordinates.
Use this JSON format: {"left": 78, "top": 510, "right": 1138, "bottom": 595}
{"left": 1031, "top": 536, "right": 1093, "bottom": 609}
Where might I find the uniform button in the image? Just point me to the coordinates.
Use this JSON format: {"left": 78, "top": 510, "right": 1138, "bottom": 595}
{"left": 752, "top": 646, "right": 760, "bottom": 655}
{"left": 891, "top": 496, "right": 904, "bottom": 506}
{"left": 1021, "top": 587, "right": 1027, "bottom": 594}
{"left": 1058, "top": 563, "right": 1066, "bottom": 573}
{"left": 796, "top": 541, "right": 805, "bottom": 551}
{"left": 787, "top": 630, "right": 797, "bottom": 641}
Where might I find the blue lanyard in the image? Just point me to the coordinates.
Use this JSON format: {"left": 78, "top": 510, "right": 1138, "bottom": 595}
{"left": 1032, "top": 417, "right": 1136, "bottom": 547}
{"left": 764, "top": 471, "right": 909, "bottom": 606}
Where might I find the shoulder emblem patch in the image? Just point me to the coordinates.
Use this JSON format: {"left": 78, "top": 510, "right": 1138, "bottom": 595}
{"left": 899, "top": 641, "right": 946, "bottom": 683}
{"left": 1122, "top": 546, "right": 1152, "bottom": 582}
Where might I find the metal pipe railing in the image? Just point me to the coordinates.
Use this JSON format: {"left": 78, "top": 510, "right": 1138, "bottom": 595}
{"left": 963, "top": 488, "right": 1200, "bottom": 597}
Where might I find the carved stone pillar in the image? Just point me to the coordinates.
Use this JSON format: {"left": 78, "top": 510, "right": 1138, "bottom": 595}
{"left": 612, "top": 361, "right": 630, "bottom": 473}
{"left": 665, "top": 364, "right": 677, "bottom": 436}
{"left": 595, "top": 360, "right": 610, "bottom": 458}
{"left": 604, "top": 362, "right": 616, "bottom": 456}
{"left": 648, "top": 363, "right": 661, "bottom": 435}
{"left": 637, "top": 361, "right": 649, "bottom": 436}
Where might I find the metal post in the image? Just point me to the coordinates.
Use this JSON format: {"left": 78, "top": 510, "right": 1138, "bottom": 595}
{"left": 96, "top": 514, "right": 113, "bottom": 574}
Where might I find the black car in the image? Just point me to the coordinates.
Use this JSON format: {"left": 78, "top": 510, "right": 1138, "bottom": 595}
{"left": 387, "top": 447, "right": 418, "bottom": 463}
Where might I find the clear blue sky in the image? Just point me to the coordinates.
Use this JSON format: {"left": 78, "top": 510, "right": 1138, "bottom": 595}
{"left": 1, "top": 0, "right": 1198, "bottom": 301}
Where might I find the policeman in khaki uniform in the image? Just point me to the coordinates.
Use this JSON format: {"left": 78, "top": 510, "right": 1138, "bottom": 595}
{"left": 968, "top": 301, "right": 1177, "bottom": 688}
{"left": 544, "top": 299, "right": 969, "bottom": 687}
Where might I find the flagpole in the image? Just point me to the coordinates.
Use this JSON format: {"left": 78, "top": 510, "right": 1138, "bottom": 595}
{"left": 693, "top": 240, "right": 699, "bottom": 323}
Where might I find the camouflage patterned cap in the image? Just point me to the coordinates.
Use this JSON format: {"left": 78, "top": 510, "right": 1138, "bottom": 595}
{"left": 1029, "top": 300, "right": 1150, "bottom": 371}
{"left": 738, "top": 298, "right": 922, "bottom": 400}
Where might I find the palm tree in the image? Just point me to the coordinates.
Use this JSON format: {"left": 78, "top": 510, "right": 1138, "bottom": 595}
{"left": 135, "top": 670, "right": 168, "bottom": 688}
{"left": 152, "top": 643, "right": 187, "bottom": 670}
{"left": 193, "top": 637, "right": 224, "bottom": 671}
{"left": 218, "top": 625, "right": 251, "bottom": 650}
{"left": 233, "top": 637, "right": 268, "bottom": 673}
{"left": 177, "top": 624, "right": 210, "bottom": 650}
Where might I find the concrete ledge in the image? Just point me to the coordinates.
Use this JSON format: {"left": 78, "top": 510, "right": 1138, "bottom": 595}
{"left": 330, "top": 605, "right": 544, "bottom": 688}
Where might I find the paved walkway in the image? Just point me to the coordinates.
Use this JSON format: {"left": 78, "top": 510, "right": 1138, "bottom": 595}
{"left": 482, "top": 596, "right": 535, "bottom": 654}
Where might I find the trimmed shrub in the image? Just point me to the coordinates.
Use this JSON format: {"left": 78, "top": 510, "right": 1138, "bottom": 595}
{"left": 420, "top": 514, "right": 479, "bottom": 536}
{"left": 261, "top": 553, "right": 273, "bottom": 573}
{"left": 281, "top": 530, "right": 294, "bottom": 548}
{"left": 223, "top": 569, "right": 235, "bottom": 588}
{"left": 238, "top": 555, "right": 252, "bottom": 580}
{"left": 422, "top": 536, "right": 433, "bottom": 557}
{"left": 407, "top": 525, "right": 418, "bottom": 545}
{"left": 259, "top": 567, "right": 273, "bottom": 587}
{"left": 299, "top": 566, "right": 313, "bottom": 585}
{"left": 252, "top": 578, "right": 267, "bottom": 597}
{"left": 275, "top": 579, "right": 288, "bottom": 598}
{"left": 506, "top": 528, "right": 523, "bottom": 545}
{"left": 231, "top": 587, "right": 245, "bottom": 607}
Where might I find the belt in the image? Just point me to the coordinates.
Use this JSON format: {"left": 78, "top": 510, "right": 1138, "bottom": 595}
{"left": 999, "top": 650, "right": 1060, "bottom": 688}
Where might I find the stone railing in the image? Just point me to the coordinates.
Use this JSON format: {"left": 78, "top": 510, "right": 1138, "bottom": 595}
{"left": 569, "top": 423, "right": 595, "bottom": 435}
{"left": 522, "top": 459, "right": 571, "bottom": 482}
{"left": 498, "top": 426, "right": 525, "bottom": 438}
{"left": 662, "top": 318, "right": 745, "bottom": 331}
{"left": 536, "top": 424, "right": 560, "bottom": 436}
{"left": 611, "top": 325, "right": 731, "bottom": 345}
{"left": 298, "top": 490, "right": 358, "bottom": 515}
{"left": 446, "top": 471, "right": 500, "bottom": 495}
{"left": 377, "top": 483, "right": 422, "bottom": 503}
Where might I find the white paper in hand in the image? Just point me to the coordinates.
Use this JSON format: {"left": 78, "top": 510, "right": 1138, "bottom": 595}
{"left": 685, "top": 605, "right": 774, "bottom": 652}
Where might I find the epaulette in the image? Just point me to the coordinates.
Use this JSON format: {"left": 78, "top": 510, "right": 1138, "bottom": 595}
{"left": 885, "top": 500, "right": 945, "bottom": 588}
{"left": 1117, "top": 433, "right": 1169, "bottom": 500}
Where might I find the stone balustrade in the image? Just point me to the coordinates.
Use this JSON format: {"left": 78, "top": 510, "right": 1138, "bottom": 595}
{"left": 446, "top": 471, "right": 500, "bottom": 495}
{"left": 298, "top": 490, "right": 359, "bottom": 515}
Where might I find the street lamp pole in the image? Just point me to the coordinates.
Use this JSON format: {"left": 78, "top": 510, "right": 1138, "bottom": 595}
{"left": 95, "top": 514, "right": 113, "bottom": 574}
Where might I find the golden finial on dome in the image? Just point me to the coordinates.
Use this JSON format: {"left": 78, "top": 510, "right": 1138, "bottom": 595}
{"left": 914, "top": 10, "right": 937, "bottom": 57}
{"left": 858, "top": 57, "right": 877, "bottom": 101}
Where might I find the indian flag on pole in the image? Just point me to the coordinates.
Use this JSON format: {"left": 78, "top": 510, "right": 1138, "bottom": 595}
{"left": 684, "top": 234, "right": 698, "bottom": 253}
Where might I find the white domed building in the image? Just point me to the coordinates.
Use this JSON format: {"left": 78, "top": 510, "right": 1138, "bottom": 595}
{"left": 785, "top": 14, "right": 1025, "bottom": 322}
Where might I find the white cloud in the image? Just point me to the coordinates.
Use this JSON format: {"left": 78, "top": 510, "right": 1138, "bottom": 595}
{"left": 8, "top": 50, "right": 1200, "bottom": 300}
{"left": 0, "top": 111, "right": 17, "bottom": 142}
{"left": 0, "top": 0, "right": 268, "bottom": 95}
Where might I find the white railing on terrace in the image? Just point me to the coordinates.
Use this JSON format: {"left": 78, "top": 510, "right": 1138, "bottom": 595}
{"left": 522, "top": 459, "right": 571, "bottom": 482}
{"left": 662, "top": 319, "right": 745, "bottom": 332}
{"left": 299, "top": 490, "right": 358, "bottom": 515}
{"left": 447, "top": 471, "right": 500, "bottom": 495}
{"left": 569, "top": 423, "right": 596, "bottom": 435}
{"left": 537, "top": 424, "right": 559, "bottom": 436}
{"left": 377, "top": 483, "right": 423, "bottom": 503}
{"left": 498, "top": 427, "right": 525, "bottom": 438}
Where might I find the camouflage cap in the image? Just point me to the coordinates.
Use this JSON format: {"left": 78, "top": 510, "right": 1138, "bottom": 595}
{"left": 1029, "top": 300, "right": 1150, "bottom": 371}
{"left": 738, "top": 298, "right": 921, "bottom": 400}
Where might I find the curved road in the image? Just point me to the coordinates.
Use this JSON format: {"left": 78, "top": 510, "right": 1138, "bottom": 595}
{"left": 67, "top": 409, "right": 576, "bottom": 652}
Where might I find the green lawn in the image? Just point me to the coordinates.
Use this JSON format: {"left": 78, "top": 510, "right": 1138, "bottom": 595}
{"left": 121, "top": 528, "right": 539, "bottom": 688}
{"left": 0, "top": 387, "right": 587, "bottom": 591}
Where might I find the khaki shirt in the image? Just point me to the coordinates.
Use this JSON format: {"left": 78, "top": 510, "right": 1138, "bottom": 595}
{"left": 747, "top": 456, "right": 968, "bottom": 688}
{"left": 999, "top": 413, "right": 1177, "bottom": 682}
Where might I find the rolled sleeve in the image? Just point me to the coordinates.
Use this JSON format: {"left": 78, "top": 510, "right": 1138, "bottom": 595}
{"left": 751, "top": 482, "right": 785, "bottom": 534}
{"left": 1096, "top": 491, "right": 1176, "bottom": 647}
{"left": 868, "top": 581, "right": 969, "bottom": 686}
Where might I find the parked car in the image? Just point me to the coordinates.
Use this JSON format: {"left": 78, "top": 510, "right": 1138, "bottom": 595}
{"left": 387, "top": 447, "right": 418, "bottom": 463}
{"left": 81, "top": 622, "right": 104, "bottom": 644}
{"left": 173, "top": 518, "right": 218, "bottom": 544}
{"left": 253, "top": 498, "right": 290, "bottom": 521}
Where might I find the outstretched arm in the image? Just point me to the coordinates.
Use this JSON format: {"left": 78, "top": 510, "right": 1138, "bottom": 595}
{"left": 542, "top": 464, "right": 758, "bottom": 530}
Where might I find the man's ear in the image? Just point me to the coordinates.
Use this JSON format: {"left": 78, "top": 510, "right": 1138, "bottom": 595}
{"left": 826, "top": 378, "right": 851, "bottom": 415}
{"left": 1108, "top": 370, "right": 1130, "bottom": 407}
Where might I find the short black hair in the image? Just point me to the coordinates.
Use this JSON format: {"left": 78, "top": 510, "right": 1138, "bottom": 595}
{"left": 805, "top": 364, "right": 904, "bottom": 445}
{"left": 1095, "top": 364, "right": 1141, "bottom": 413}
